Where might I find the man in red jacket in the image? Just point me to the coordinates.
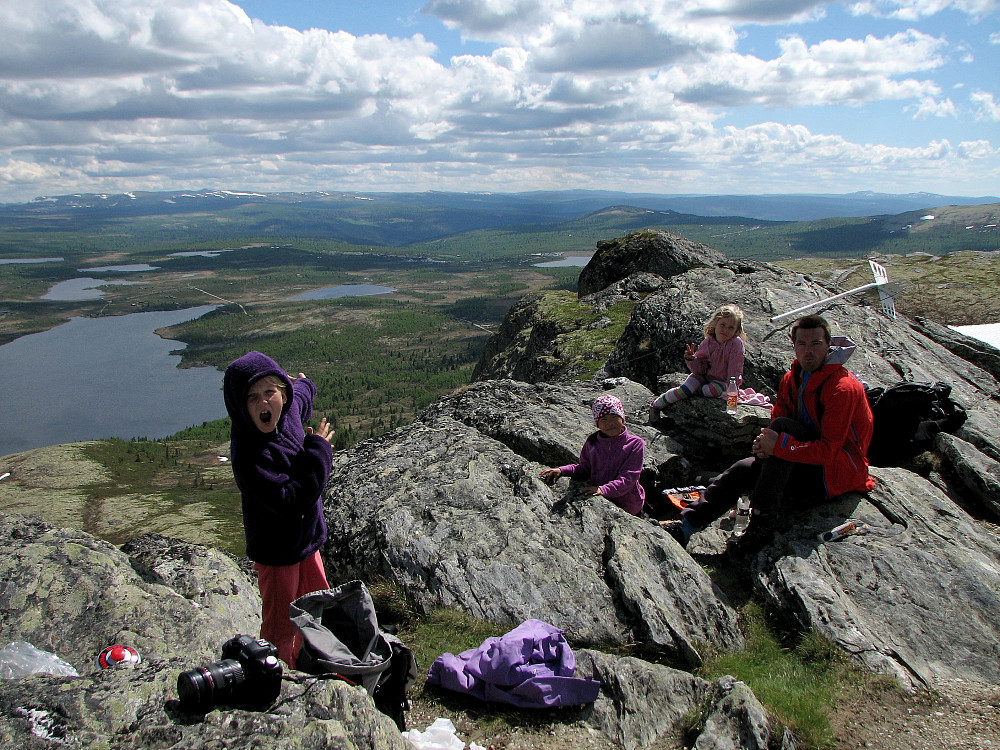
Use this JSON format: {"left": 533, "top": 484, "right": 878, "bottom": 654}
{"left": 672, "top": 314, "right": 874, "bottom": 557}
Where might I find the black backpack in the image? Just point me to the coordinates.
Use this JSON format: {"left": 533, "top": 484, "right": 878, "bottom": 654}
{"left": 864, "top": 381, "right": 967, "bottom": 466}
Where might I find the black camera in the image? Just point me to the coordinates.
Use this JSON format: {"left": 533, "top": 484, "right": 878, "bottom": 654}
{"left": 177, "top": 635, "right": 282, "bottom": 712}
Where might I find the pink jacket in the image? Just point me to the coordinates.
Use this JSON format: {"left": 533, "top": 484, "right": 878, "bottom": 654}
{"left": 688, "top": 335, "right": 745, "bottom": 384}
{"left": 558, "top": 427, "right": 646, "bottom": 515}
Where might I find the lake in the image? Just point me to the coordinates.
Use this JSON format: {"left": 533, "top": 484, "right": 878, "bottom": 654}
{"left": 0, "top": 306, "right": 226, "bottom": 457}
{"left": 533, "top": 255, "right": 593, "bottom": 268}
{"left": 42, "top": 277, "right": 137, "bottom": 301}
{"left": 288, "top": 284, "right": 395, "bottom": 301}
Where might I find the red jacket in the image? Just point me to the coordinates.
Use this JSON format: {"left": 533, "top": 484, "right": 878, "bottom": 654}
{"left": 771, "top": 338, "right": 874, "bottom": 499}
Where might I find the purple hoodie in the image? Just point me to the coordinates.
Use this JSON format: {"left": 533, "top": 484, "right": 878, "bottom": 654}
{"left": 223, "top": 351, "right": 332, "bottom": 566}
{"left": 557, "top": 427, "right": 646, "bottom": 515}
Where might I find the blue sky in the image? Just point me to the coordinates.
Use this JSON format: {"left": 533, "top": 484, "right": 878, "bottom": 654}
{"left": 0, "top": 0, "right": 997, "bottom": 203}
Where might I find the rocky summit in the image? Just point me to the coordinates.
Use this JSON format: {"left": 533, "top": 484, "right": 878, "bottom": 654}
{"left": 3, "top": 229, "right": 1000, "bottom": 749}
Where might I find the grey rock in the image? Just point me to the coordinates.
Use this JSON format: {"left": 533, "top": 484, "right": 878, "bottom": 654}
{"left": 581, "top": 272, "right": 668, "bottom": 313}
{"left": 121, "top": 532, "right": 261, "bottom": 628}
{"left": 911, "top": 315, "right": 1000, "bottom": 381}
{"left": 753, "top": 467, "right": 1000, "bottom": 691}
{"left": 578, "top": 231, "right": 728, "bottom": 297}
{"left": 0, "top": 660, "right": 411, "bottom": 749}
{"left": 642, "top": 393, "right": 773, "bottom": 473}
{"left": 320, "top": 397, "right": 744, "bottom": 666}
{"left": 424, "top": 378, "right": 689, "bottom": 488}
{"left": 0, "top": 513, "right": 407, "bottom": 750}
{"left": 472, "top": 292, "right": 579, "bottom": 383}
{"left": 0, "top": 514, "right": 259, "bottom": 670}
{"left": 935, "top": 432, "right": 1000, "bottom": 517}
{"left": 576, "top": 649, "right": 711, "bottom": 750}
{"left": 692, "top": 675, "right": 779, "bottom": 750}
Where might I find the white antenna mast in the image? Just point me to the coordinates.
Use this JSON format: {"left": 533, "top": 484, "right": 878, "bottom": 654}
{"left": 770, "top": 260, "right": 896, "bottom": 324}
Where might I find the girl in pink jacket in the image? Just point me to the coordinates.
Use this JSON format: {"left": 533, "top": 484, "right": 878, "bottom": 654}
{"left": 652, "top": 304, "right": 745, "bottom": 408}
{"left": 540, "top": 394, "right": 646, "bottom": 515}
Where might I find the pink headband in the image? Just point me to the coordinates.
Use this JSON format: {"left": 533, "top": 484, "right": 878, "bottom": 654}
{"left": 592, "top": 394, "right": 626, "bottom": 425}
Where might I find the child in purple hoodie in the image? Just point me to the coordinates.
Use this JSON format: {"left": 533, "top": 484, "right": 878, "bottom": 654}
{"left": 539, "top": 394, "right": 646, "bottom": 515}
{"left": 223, "top": 351, "right": 334, "bottom": 668}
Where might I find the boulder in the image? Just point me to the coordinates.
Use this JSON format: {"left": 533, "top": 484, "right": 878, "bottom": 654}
{"left": 692, "top": 675, "right": 798, "bottom": 750}
{"left": 424, "top": 378, "right": 688, "bottom": 488}
{"left": 0, "top": 515, "right": 258, "bottom": 669}
{"left": 910, "top": 315, "right": 1000, "bottom": 381}
{"left": 0, "top": 661, "right": 411, "bottom": 750}
{"left": 320, "top": 381, "right": 745, "bottom": 668}
{"left": 934, "top": 432, "right": 1000, "bottom": 518}
{"left": 0, "top": 513, "right": 408, "bottom": 749}
{"left": 751, "top": 467, "right": 1000, "bottom": 692}
{"left": 578, "top": 231, "right": 728, "bottom": 297}
{"left": 576, "top": 649, "right": 711, "bottom": 750}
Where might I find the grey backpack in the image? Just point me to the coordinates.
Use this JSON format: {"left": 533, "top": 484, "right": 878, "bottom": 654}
{"left": 290, "top": 580, "right": 417, "bottom": 730}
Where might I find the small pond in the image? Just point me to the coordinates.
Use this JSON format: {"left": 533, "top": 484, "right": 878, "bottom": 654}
{"left": 288, "top": 284, "right": 395, "bottom": 301}
{"left": 533, "top": 255, "right": 592, "bottom": 268}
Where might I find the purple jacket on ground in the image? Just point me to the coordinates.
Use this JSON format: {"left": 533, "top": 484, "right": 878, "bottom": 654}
{"left": 223, "top": 351, "right": 332, "bottom": 566}
{"left": 557, "top": 427, "right": 646, "bottom": 515}
{"left": 426, "top": 619, "right": 601, "bottom": 708}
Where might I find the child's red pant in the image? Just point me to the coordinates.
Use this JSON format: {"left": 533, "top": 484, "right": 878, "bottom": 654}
{"left": 254, "top": 551, "right": 329, "bottom": 669}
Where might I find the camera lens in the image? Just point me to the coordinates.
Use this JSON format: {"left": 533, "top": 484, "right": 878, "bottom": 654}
{"left": 177, "top": 659, "right": 245, "bottom": 712}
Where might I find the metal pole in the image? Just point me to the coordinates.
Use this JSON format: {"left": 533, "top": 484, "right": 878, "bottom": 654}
{"left": 769, "top": 282, "right": 879, "bottom": 324}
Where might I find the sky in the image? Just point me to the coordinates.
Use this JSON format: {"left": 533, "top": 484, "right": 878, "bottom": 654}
{"left": 0, "top": 0, "right": 998, "bottom": 204}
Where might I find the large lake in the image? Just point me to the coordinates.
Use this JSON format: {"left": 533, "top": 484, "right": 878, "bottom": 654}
{"left": 0, "top": 306, "right": 226, "bottom": 457}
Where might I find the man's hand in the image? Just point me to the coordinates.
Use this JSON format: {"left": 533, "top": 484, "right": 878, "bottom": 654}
{"left": 753, "top": 428, "right": 779, "bottom": 458}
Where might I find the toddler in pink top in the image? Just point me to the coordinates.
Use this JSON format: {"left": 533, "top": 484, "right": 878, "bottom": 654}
{"left": 651, "top": 304, "right": 745, "bottom": 409}
{"left": 540, "top": 394, "right": 646, "bottom": 515}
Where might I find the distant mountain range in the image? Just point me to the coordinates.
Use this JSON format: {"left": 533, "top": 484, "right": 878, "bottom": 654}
{"left": 4, "top": 188, "right": 998, "bottom": 223}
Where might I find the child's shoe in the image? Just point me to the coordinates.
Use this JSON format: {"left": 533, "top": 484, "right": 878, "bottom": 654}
{"left": 648, "top": 406, "right": 661, "bottom": 425}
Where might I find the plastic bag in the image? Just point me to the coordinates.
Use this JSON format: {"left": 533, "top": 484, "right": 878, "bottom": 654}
{"left": 0, "top": 642, "right": 79, "bottom": 679}
{"left": 401, "top": 718, "right": 485, "bottom": 750}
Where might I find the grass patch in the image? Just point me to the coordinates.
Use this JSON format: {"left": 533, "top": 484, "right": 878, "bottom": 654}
{"left": 697, "top": 601, "right": 854, "bottom": 749}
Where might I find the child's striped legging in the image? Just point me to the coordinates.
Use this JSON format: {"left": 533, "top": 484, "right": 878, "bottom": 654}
{"left": 652, "top": 374, "right": 725, "bottom": 408}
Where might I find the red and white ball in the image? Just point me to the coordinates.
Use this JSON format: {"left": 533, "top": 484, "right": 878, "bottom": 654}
{"left": 96, "top": 645, "right": 141, "bottom": 669}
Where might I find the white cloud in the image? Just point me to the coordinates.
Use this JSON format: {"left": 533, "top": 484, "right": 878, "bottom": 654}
{"left": 659, "top": 31, "right": 945, "bottom": 109}
{"left": 848, "top": 0, "right": 999, "bottom": 20}
{"left": 971, "top": 90, "right": 1000, "bottom": 120}
{"left": 0, "top": 0, "right": 996, "bottom": 200}
{"left": 910, "top": 95, "right": 957, "bottom": 117}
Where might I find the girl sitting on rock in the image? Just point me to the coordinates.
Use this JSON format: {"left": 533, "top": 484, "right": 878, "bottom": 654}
{"left": 650, "top": 304, "right": 746, "bottom": 414}
{"left": 539, "top": 394, "right": 646, "bottom": 515}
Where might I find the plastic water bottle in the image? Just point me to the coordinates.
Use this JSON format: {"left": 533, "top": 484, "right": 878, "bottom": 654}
{"left": 726, "top": 376, "right": 739, "bottom": 415}
{"left": 817, "top": 521, "right": 864, "bottom": 543}
{"left": 734, "top": 496, "right": 751, "bottom": 534}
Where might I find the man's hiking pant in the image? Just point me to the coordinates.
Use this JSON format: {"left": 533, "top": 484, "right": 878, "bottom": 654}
{"left": 681, "top": 417, "right": 825, "bottom": 528}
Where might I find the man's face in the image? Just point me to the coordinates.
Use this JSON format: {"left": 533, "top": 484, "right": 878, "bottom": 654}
{"left": 793, "top": 327, "right": 831, "bottom": 373}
